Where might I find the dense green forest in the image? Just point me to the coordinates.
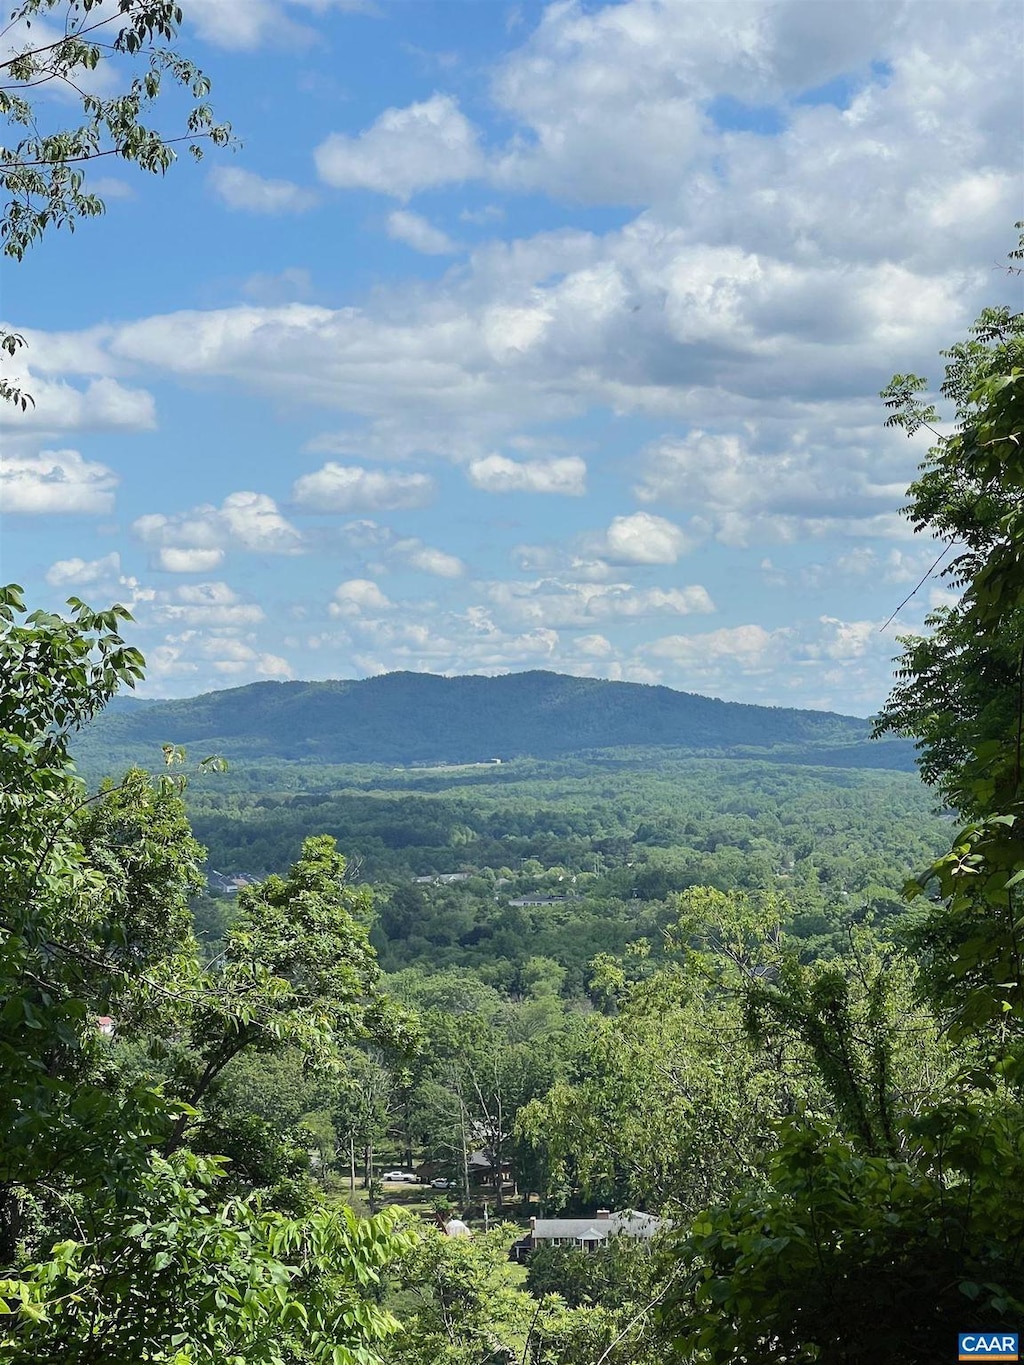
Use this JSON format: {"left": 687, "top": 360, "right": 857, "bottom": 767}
{"left": 177, "top": 755, "right": 949, "bottom": 986}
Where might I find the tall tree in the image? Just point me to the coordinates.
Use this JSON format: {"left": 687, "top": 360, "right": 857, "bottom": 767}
{"left": 874, "top": 234, "right": 1024, "bottom": 1045}
{"left": 0, "top": 589, "right": 414, "bottom": 1361}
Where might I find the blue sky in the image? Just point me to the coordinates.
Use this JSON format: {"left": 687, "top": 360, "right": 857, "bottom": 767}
{"left": 2, "top": 0, "right": 1022, "bottom": 712}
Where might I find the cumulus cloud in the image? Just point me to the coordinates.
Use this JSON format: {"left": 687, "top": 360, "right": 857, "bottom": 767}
{"left": 639, "top": 613, "right": 910, "bottom": 710}
{"left": 1, "top": 449, "right": 118, "bottom": 515}
{"left": 647, "top": 624, "right": 784, "bottom": 672}
{"left": 89, "top": 176, "right": 135, "bottom": 200}
{"left": 386, "top": 210, "right": 458, "bottom": 254}
{"left": 400, "top": 542, "right": 465, "bottom": 578}
{"left": 330, "top": 520, "right": 466, "bottom": 578}
{"left": 43, "top": 549, "right": 154, "bottom": 610}
{"left": 632, "top": 426, "right": 918, "bottom": 545}
{"left": 603, "top": 512, "right": 691, "bottom": 564}
{"left": 0, "top": 374, "right": 156, "bottom": 436}
{"left": 155, "top": 581, "right": 265, "bottom": 628}
{"left": 148, "top": 631, "right": 294, "bottom": 685}
{"left": 291, "top": 463, "right": 436, "bottom": 513}
{"left": 329, "top": 578, "right": 393, "bottom": 617}
{"left": 209, "top": 165, "right": 318, "bottom": 214}
{"left": 157, "top": 547, "right": 226, "bottom": 574}
{"left": 134, "top": 491, "right": 303, "bottom": 560}
{"left": 315, "top": 94, "right": 483, "bottom": 198}
{"left": 485, "top": 578, "right": 715, "bottom": 628}
{"left": 45, "top": 551, "right": 123, "bottom": 587}
{"left": 467, "top": 454, "right": 587, "bottom": 496}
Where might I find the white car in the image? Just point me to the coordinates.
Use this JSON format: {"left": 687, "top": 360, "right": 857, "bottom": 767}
{"left": 381, "top": 1170, "right": 419, "bottom": 1183}
{"left": 430, "top": 1177, "right": 458, "bottom": 1189}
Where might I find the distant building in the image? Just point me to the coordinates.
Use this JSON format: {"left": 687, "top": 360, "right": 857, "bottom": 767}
{"left": 96, "top": 1016, "right": 115, "bottom": 1037}
{"left": 207, "top": 870, "right": 259, "bottom": 895}
{"left": 511, "top": 1209, "right": 664, "bottom": 1260}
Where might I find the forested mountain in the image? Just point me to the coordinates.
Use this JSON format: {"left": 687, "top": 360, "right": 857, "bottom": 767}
{"left": 77, "top": 669, "right": 912, "bottom": 768}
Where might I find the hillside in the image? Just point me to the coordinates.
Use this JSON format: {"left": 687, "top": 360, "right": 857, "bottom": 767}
{"left": 76, "top": 669, "right": 913, "bottom": 770}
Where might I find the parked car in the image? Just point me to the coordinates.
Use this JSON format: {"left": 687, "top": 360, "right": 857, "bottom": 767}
{"left": 381, "top": 1170, "right": 419, "bottom": 1183}
{"left": 430, "top": 1177, "right": 458, "bottom": 1189}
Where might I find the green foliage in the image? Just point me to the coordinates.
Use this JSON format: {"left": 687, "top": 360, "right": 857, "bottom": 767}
{"left": 524, "top": 1236, "right": 655, "bottom": 1310}
{"left": 384, "top": 1224, "right": 532, "bottom": 1365}
{"left": 517, "top": 942, "right": 798, "bottom": 1213}
{"left": 1, "top": 1167, "right": 411, "bottom": 1365}
{"left": 0, "top": 587, "right": 417, "bottom": 1362}
{"left": 874, "top": 243, "right": 1024, "bottom": 1047}
{"left": 0, "top": 0, "right": 231, "bottom": 261}
{"left": 665, "top": 1110, "right": 1024, "bottom": 1364}
{"left": 743, "top": 939, "right": 946, "bottom": 1157}
{"left": 875, "top": 290, "right": 1024, "bottom": 816}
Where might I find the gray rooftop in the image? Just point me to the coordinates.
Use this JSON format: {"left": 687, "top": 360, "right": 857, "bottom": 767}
{"left": 532, "top": 1211, "right": 662, "bottom": 1242}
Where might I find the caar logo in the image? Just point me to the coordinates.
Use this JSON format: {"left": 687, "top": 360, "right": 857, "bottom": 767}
{"left": 959, "top": 1334, "right": 1019, "bottom": 1361}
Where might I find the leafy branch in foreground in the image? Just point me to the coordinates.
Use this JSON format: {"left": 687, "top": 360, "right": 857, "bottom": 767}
{"left": 1, "top": 0, "right": 232, "bottom": 259}
{"left": 0, "top": 1, "right": 232, "bottom": 408}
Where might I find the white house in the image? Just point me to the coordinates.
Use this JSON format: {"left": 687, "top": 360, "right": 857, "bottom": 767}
{"left": 521, "top": 1208, "right": 663, "bottom": 1255}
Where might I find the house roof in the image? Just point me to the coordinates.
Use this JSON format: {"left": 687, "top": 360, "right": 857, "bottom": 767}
{"left": 532, "top": 1211, "right": 663, "bottom": 1241}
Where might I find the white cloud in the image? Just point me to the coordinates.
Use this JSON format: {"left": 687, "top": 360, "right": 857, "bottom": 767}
{"left": 467, "top": 453, "right": 587, "bottom": 496}
{"left": 330, "top": 578, "right": 393, "bottom": 617}
{"left": 485, "top": 578, "right": 715, "bottom": 628}
{"left": 148, "top": 631, "right": 294, "bottom": 685}
{"left": 315, "top": 94, "right": 483, "bottom": 198}
{"left": 639, "top": 613, "right": 909, "bottom": 709}
{"left": 330, "top": 519, "right": 466, "bottom": 578}
{"left": 90, "top": 176, "right": 135, "bottom": 201}
{"left": 157, "top": 547, "right": 226, "bottom": 574}
{"left": 209, "top": 165, "right": 318, "bottom": 214}
{"left": 184, "top": 0, "right": 376, "bottom": 51}
{"left": 632, "top": 426, "right": 921, "bottom": 546}
{"left": 45, "top": 551, "right": 122, "bottom": 587}
{"left": 603, "top": 512, "right": 691, "bottom": 564}
{"left": 647, "top": 624, "right": 785, "bottom": 672}
{"left": 42, "top": 550, "right": 153, "bottom": 610}
{"left": 220, "top": 492, "right": 303, "bottom": 552}
{"left": 460, "top": 204, "right": 505, "bottom": 225}
{"left": 399, "top": 542, "right": 465, "bottom": 578}
{"left": 292, "top": 463, "right": 436, "bottom": 512}
{"left": 134, "top": 491, "right": 303, "bottom": 559}
{"left": 155, "top": 581, "right": 265, "bottom": 628}
{"left": 811, "top": 616, "right": 877, "bottom": 662}
{"left": 576, "top": 633, "right": 613, "bottom": 657}
{"left": 1, "top": 449, "right": 117, "bottom": 515}
{"left": 767, "top": 544, "right": 940, "bottom": 591}
{"left": 0, "top": 373, "right": 156, "bottom": 436}
{"left": 386, "top": 210, "right": 458, "bottom": 255}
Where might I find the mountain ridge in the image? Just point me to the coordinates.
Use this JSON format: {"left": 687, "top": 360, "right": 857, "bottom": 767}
{"left": 76, "top": 669, "right": 914, "bottom": 770}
